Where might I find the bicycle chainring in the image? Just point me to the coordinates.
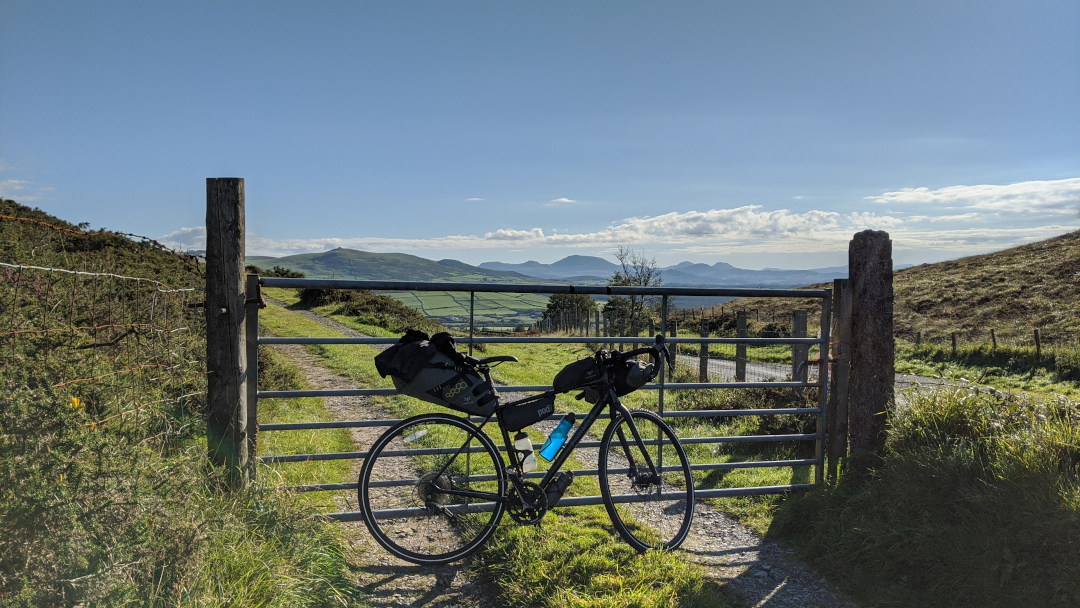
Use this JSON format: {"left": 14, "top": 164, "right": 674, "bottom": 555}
{"left": 506, "top": 480, "right": 547, "bottom": 525}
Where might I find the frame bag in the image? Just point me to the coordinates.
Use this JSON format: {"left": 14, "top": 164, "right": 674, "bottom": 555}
{"left": 497, "top": 392, "right": 557, "bottom": 432}
{"left": 374, "top": 331, "right": 496, "bottom": 416}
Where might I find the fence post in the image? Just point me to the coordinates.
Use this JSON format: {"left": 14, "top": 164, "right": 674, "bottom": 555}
{"left": 699, "top": 318, "right": 709, "bottom": 382}
{"left": 205, "top": 177, "right": 249, "bottom": 486}
{"left": 245, "top": 273, "right": 260, "bottom": 472}
{"left": 847, "top": 230, "right": 893, "bottom": 476}
{"left": 951, "top": 332, "right": 957, "bottom": 356}
{"left": 1034, "top": 328, "right": 1042, "bottom": 357}
{"left": 792, "top": 310, "right": 808, "bottom": 382}
{"left": 991, "top": 328, "right": 997, "bottom": 351}
{"left": 828, "top": 279, "right": 851, "bottom": 482}
{"left": 736, "top": 311, "right": 747, "bottom": 381}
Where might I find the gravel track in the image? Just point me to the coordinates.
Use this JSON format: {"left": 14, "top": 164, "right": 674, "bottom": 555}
{"left": 265, "top": 300, "right": 860, "bottom": 607}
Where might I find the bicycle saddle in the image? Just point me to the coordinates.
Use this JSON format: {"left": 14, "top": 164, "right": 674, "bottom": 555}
{"left": 465, "top": 355, "right": 519, "bottom": 366}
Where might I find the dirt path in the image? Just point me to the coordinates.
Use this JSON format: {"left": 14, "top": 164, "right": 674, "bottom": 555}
{"left": 268, "top": 301, "right": 859, "bottom": 607}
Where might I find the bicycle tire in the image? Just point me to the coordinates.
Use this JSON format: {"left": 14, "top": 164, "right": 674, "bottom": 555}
{"left": 598, "top": 409, "right": 695, "bottom": 551}
{"left": 358, "top": 413, "right": 507, "bottom": 565}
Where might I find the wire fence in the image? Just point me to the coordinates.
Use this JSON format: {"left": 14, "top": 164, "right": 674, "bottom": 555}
{"left": 0, "top": 261, "right": 206, "bottom": 434}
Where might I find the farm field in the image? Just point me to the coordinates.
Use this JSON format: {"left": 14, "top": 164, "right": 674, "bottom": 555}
{"left": 383, "top": 289, "right": 549, "bottom": 330}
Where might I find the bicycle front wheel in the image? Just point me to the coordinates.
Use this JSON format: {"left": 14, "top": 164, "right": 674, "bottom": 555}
{"left": 358, "top": 413, "right": 507, "bottom": 565}
{"left": 598, "top": 409, "right": 695, "bottom": 551}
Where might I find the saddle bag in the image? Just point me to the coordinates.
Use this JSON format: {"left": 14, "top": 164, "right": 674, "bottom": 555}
{"left": 497, "top": 392, "right": 557, "bottom": 432}
{"left": 374, "top": 330, "right": 496, "bottom": 416}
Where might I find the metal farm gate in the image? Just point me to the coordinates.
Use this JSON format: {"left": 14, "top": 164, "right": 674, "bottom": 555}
{"left": 249, "top": 277, "right": 831, "bottom": 522}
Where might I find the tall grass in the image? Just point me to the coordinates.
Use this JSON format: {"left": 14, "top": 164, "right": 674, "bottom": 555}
{"left": 771, "top": 387, "right": 1080, "bottom": 607}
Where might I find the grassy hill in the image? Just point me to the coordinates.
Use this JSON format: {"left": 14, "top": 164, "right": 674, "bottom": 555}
{"left": 679, "top": 230, "right": 1080, "bottom": 344}
{"left": 248, "top": 247, "right": 546, "bottom": 283}
{"left": 0, "top": 200, "right": 362, "bottom": 606}
{"left": 249, "top": 248, "right": 567, "bottom": 330}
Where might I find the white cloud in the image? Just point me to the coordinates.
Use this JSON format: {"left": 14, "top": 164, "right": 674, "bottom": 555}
{"left": 848, "top": 212, "right": 905, "bottom": 229}
{"left": 159, "top": 226, "right": 206, "bottom": 251}
{"left": 867, "top": 178, "right": 1080, "bottom": 215}
{"left": 0, "top": 179, "right": 54, "bottom": 202}
{"left": 550, "top": 198, "right": 577, "bottom": 204}
{"left": 466, "top": 198, "right": 484, "bottom": 201}
{"left": 220, "top": 205, "right": 846, "bottom": 256}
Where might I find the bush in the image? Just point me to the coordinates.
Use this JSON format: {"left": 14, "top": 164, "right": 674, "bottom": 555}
{"left": 771, "top": 388, "right": 1080, "bottom": 607}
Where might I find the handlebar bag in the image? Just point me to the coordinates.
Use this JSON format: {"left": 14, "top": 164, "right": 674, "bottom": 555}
{"left": 374, "top": 333, "right": 496, "bottom": 416}
{"left": 497, "top": 392, "right": 556, "bottom": 432}
{"left": 612, "top": 358, "right": 655, "bottom": 396}
{"left": 552, "top": 357, "right": 602, "bottom": 394}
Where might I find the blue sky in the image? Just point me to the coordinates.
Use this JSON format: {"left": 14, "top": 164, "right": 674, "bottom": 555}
{"left": 1, "top": 1, "right": 1077, "bottom": 269}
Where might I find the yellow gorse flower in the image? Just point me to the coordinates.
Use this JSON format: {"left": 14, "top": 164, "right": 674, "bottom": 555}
{"left": 70, "top": 397, "right": 83, "bottom": 409}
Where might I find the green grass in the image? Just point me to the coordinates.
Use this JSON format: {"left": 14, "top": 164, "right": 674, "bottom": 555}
{"left": 256, "top": 345, "right": 357, "bottom": 507}
{"left": 770, "top": 387, "right": 1080, "bottom": 607}
{"left": 895, "top": 339, "right": 1080, "bottom": 398}
{"left": 0, "top": 200, "right": 365, "bottom": 607}
{"left": 258, "top": 302, "right": 730, "bottom": 607}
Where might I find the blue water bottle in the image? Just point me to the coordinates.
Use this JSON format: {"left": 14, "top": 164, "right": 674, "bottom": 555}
{"left": 539, "top": 413, "right": 576, "bottom": 461}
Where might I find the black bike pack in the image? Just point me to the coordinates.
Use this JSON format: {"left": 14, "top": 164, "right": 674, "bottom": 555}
{"left": 373, "top": 330, "right": 496, "bottom": 416}
{"left": 552, "top": 357, "right": 602, "bottom": 393}
{"left": 611, "top": 358, "right": 655, "bottom": 396}
{"left": 497, "top": 392, "right": 556, "bottom": 432}
{"left": 553, "top": 351, "right": 657, "bottom": 401}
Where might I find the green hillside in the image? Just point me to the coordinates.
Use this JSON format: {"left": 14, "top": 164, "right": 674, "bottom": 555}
{"left": 0, "top": 201, "right": 362, "bottom": 606}
{"left": 683, "top": 230, "right": 1080, "bottom": 343}
{"left": 248, "top": 247, "right": 546, "bottom": 283}
{"left": 249, "top": 248, "right": 564, "bottom": 329}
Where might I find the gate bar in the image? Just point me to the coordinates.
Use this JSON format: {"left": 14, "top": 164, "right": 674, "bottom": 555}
{"left": 260, "top": 433, "right": 819, "bottom": 463}
{"left": 258, "top": 336, "right": 823, "bottom": 345}
{"left": 257, "top": 407, "right": 822, "bottom": 431}
{"left": 324, "top": 484, "right": 816, "bottom": 522}
{"left": 259, "top": 276, "right": 829, "bottom": 299}
{"left": 285, "top": 459, "right": 820, "bottom": 492}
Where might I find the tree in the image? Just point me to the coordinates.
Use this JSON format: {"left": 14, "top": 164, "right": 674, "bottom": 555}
{"left": 543, "top": 293, "right": 597, "bottom": 332}
{"left": 603, "top": 246, "right": 664, "bottom": 334}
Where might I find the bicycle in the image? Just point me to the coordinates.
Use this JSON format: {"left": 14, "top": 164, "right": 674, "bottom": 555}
{"left": 358, "top": 334, "right": 695, "bottom": 565}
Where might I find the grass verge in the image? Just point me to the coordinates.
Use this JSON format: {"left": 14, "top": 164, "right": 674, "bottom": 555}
{"left": 770, "top": 387, "right": 1080, "bottom": 607}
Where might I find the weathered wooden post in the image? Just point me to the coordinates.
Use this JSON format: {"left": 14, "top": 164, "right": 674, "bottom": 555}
{"left": 827, "top": 279, "right": 852, "bottom": 482}
{"left": 699, "top": 318, "right": 709, "bottom": 382}
{"left": 991, "top": 328, "right": 997, "bottom": 351}
{"left": 1034, "top": 328, "right": 1042, "bottom": 357}
{"left": 792, "top": 310, "right": 808, "bottom": 382}
{"left": 847, "top": 230, "right": 893, "bottom": 475}
{"left": 205, "top": 177, "right": 251, "bottom": 485}
{"left": 245, "top": 273, "right": 260, "bottom": 469}
{"left": 736, "top": 311, "right": 747, "bottom": 381}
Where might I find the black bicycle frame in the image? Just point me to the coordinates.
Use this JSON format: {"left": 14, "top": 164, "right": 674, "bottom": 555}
{"left": 432, "top": 383, "right": 657, "bottom": 505}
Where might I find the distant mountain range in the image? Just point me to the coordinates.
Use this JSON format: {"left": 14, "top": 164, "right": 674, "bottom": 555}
{"left": 480, "top": 256, "right": 866, "bottom": 286}
{"left": 246, "top": 248, "right": 904, "bottom": 288}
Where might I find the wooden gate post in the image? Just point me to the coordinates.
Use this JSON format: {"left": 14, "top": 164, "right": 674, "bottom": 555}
{"left": 847, "top": 230, "right": 893, "bottom": 476}
{"left": 827, "top": 279, "right": 852, "bottom": 482}
{"left": 792, "top": 310, "right": 808, "bottom": 382}
{"left": 699, "top": 318, "right": 709, "bottom": 382}
{"left": 736, "top": 311, "right": 747, "bottom": 381}
{"left": 205, "top": 178, "right": 250, "bottom": 485}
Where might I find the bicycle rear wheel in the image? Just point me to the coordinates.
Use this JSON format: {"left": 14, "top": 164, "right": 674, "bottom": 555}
{"left": 598, "top": 409, "right": 694, "bottom": 551}
{"left": 358, "top": 413, "right": 507, "bottom": 565}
